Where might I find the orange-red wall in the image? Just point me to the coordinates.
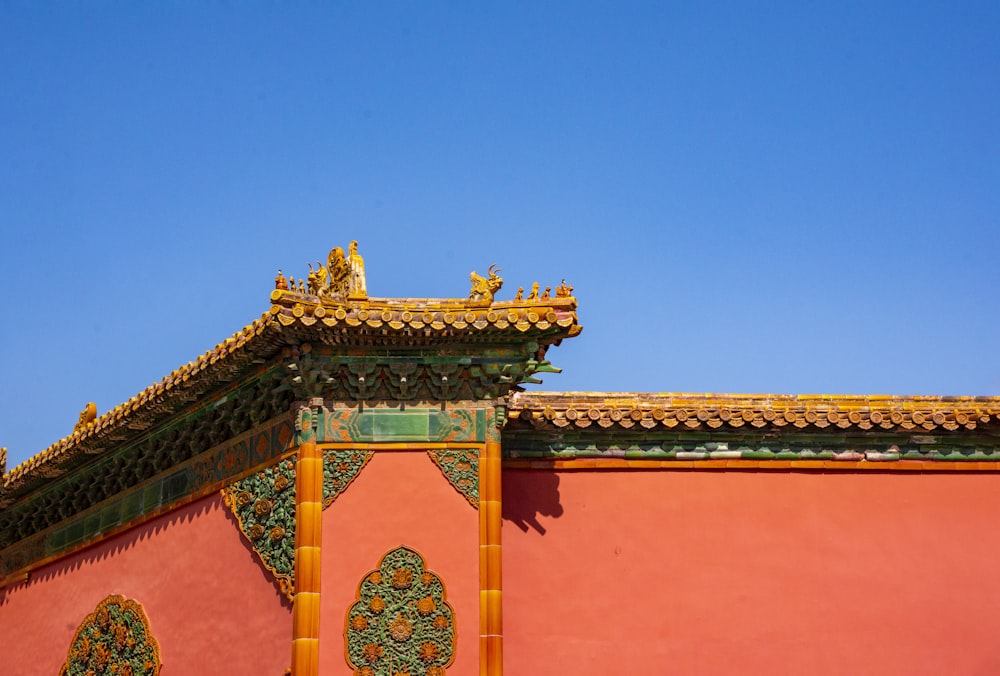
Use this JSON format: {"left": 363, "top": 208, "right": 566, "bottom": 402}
{"left": 319, "top": 450, "right": 479, "bottom": 675}
{"left": 9, "top": 463, "right": 995, "bottom": 674}
{"left": 0, "top": 494, "right": 290, "bottom": 676}
{"left": 503, "top": 469, "right": 1000, "bottom": 675}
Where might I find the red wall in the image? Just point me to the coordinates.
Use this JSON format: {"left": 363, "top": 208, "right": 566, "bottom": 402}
{"left": 0, "top": 494, "right": 290, "bottom": 676}
{"left": 319, "top": 450, "right": 479, "bottom": 675}
{"left": 503, "top": 469, "right": 1000, "bottom": 675}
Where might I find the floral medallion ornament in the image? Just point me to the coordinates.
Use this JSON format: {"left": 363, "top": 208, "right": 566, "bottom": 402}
{"left": 427, "top": 450, "right": 479, "bottom": 507}
{"left": 60, "top": 595, "right": 161, "bottom": 676}
{"left": 221, "top": 456, "right": 297, "bottom": 599}
{"left": 345, "top": 546, "right": 456, "bottom": 676}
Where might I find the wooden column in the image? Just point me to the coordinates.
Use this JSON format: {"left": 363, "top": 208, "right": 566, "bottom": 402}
{"left": 291, "top": 441, "right": 323, "bottom": 675}
{"left": 479, "top": 439, "right": 503, "bottom": 675}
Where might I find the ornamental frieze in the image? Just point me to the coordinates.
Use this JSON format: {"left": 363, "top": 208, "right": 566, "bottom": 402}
{"left": 316, "top": 406, "right": 484, "bottom": 444}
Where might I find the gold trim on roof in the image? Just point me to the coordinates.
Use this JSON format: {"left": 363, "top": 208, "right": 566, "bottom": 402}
{"left": 268, "top": 292, "right": 580, "bottom": 335}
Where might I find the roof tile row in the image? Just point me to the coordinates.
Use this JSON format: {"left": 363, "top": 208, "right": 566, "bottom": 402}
{"left": 507, "top": 392, "right": 1000, "bottom": 434}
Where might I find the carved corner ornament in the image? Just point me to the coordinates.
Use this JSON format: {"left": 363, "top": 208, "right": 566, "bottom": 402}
{"left": 60, "top": 594, "right": 162, "bottom": 676}
{"left": 221, "top": 457, "right": 297, "bottom": 600}
{"left": 221, "top": 449, "right": 373, "bottom": 600}
{"left": 428, "top": 450, "right": 479, "bottom": 508}
{"left": 345, "top": 546, "right": 456, "bottom": 676}
{"left": 323, "top": 449, "right": 374, "bottom": 508}
{"left": 468, "top": 264, "right": 503, "bottom": 305}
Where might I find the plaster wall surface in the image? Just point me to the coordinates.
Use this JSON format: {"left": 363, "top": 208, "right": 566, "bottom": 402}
{"left": 319, "top": 450, "right": 479, "bottom": 675}
{"left": 503, "top": 469, "right": 1000, "bottom": 675}
{"left": 0, "top": 493, "right": 291, "bottom": 676}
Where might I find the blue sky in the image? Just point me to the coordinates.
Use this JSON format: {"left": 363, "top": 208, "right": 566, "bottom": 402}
{"left": 1, "top": 3, "right": 998, "bottom": 469}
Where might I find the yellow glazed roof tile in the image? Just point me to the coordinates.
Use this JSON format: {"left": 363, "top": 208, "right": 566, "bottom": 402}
{"left": 2, "top": 247, "right": 583, "bottom": 494}
{"left": 508, "top": 392, "right": 1000, "bottom": 434}
{"left": 2, "top": 314, "right": 274, "bottom": 490}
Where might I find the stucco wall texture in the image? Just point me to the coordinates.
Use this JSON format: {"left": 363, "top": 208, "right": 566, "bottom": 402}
{"left": 319, "top": 450, "right": 479, "bottom": 675}
{"left": 503, "top": 469, "right": 1000, "bottom": 675}
{"left": 0, "top": 494, "right": 291, "bottom": 676}
{"left": 6, "top": 466, "right": 999, "bottom": 675}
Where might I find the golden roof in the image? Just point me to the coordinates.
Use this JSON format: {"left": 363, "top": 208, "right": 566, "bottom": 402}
{"left": 268, "top": 292, "right": 581, "bottom": 337}
{"left": 6, "top": 241, "right": 999, "bottom": 495}
{"left": 2, "top": 247, "right": 581, "bottom": 494}
{"left": 2, "top": 314, "right": 274, "bottom": 491}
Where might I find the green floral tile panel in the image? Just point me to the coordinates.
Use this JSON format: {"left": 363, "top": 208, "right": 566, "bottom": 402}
{"left": 323, "top": 449, "right": 374, "bottom": 507}
{"left": 221, "top": 456, "right": 297, "bottom": 600}
{"left": 222, "top": 449, "right": 373, "bottom": 599}
{"left": 345, "top": 546, "right": 456, "bottom": 676}
{"left": 427, "top": 450, "right": 479, "bottom": 507}
{"left": 60, "top": 595, "right": 161, "bottom": 676}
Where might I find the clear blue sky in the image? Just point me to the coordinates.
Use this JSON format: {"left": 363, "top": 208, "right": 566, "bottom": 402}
{"left": 2, "top": 3, "right": 998, "bottom": 469}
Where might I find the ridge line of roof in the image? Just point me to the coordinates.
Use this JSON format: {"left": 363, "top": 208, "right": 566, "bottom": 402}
{"left": 513, "top": 391, "right": 1000, "bottom": 403}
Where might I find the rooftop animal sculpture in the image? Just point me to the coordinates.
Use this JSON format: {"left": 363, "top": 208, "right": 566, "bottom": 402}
{"left": 74, "top": 402, "right": 97, "bottom": 433}
{"left": 306, "top": 261, "right": 328, "bottom": 295}
{"left": 469, "top": 264, "right": 503, "bottom": 305}
{"left": 288, "top": 242, "right": 368, "bottom": 302}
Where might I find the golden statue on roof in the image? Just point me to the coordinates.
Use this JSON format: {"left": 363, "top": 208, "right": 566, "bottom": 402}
{"left": 347, "top": 240, "right": 366, "bottom": 299}
{"left": 469, "top": 264, "right": 503, "bottom": 305}
{"left": 74, "top": 402, "right": 97, "bottom": 433}
{"left": 299, "top": 241, "right": 368, "bottom": 302}
{"left": 555, "top": 279, "right": 573, "bottom": 297}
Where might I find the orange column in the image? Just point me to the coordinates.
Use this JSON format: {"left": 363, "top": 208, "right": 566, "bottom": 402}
{"left": 480, "top": 439, "right": 503, "bottom": 675}
{"left": 291, "top": 441, "right": 323, "bottom": 675}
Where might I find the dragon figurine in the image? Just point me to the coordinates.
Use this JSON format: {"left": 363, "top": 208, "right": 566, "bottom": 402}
{"left": 469, "top": 264, "right": 503, "bottom": 305}
{"left": 298, "top": 242, "right": 367, "bottom": 301}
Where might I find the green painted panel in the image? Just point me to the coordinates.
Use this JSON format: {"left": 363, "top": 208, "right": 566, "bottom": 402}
{"left": 65, "top": 521, "right": 84, "bottom": 547}
{"left": 83, "top": 514, "right": 101, "bottom": 540}
{"left": 100, "top": 502, "right": 123, "bottom": 531}
{"left": 373, "top": 410, "right": 430, "bottom": 441}
{"left": 142, "top": 484, "right": 162, "bottom": 512}
{"left": 121, "top": 490, "right": 144, "bottom": 522}
{"left": 162, "top": 470, "right": 189, "bottom": 502}
{"left": 49, "top": 528, "right": 66, "bottom": 551}
{"left": 427, "top": 410, "right": 445, "bottom": 439}
{"left": 355, "top": 411, "right": 375, "bottom": 438}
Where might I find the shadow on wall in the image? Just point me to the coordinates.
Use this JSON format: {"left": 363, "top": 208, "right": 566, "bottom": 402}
{"left": 502, "top": 471, "right": 563, "bottom": 535}
{"left": 0, "top": 493, "right": 291, "bottom": 611}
